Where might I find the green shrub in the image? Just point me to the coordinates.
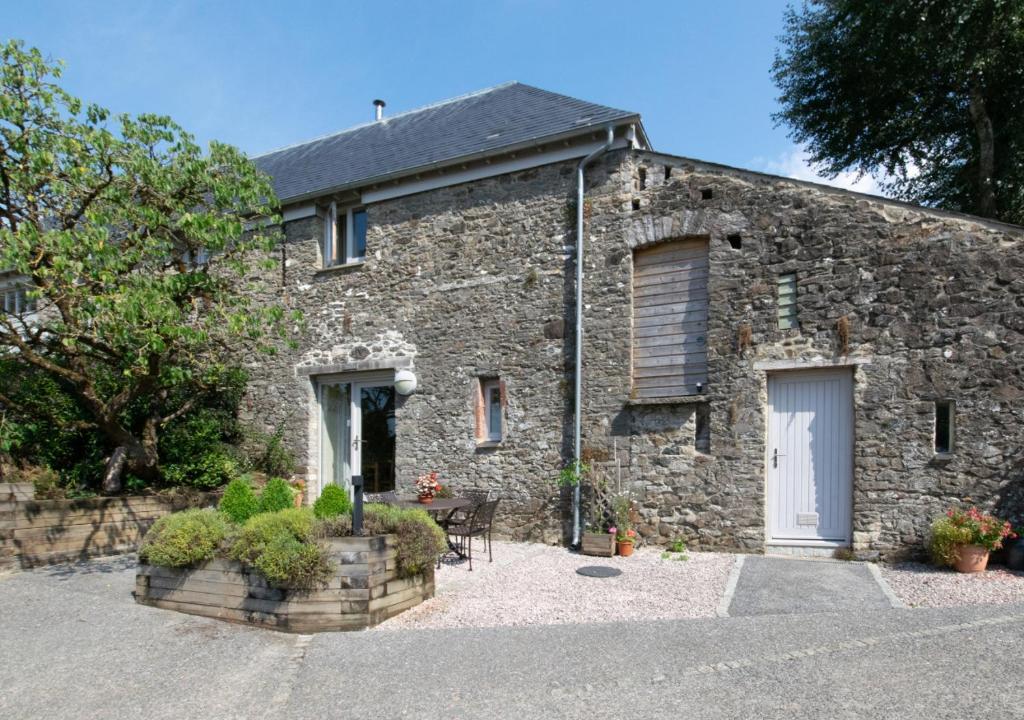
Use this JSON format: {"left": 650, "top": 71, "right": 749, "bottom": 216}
{"left": 219, "top": 477, "right": 259, "bottom": 524}
{"left": 253, "top": 533, "right": 332, "bottom": 590}
{"left": 140, "top": 509, "right": 232, "bottom": 567}
{"left": 229, "top": 508, "right": 329, "bottom": 590}
{"left": 162, "top": 449, "right": 238, "bottom": 490}
{"left": 363, "top": 504, "right": 446, "bottom": 578}
{"left": 259, "top": 477, "right": 295, "bottom": 513}
{"left": 230, "top": 507, "right": 316, "bottom": 565}
{"left": 313, "top": 484, "right": 351, "bottom": 519}
{"left": 259, "top": 428, "right": 296, "bottom": 479}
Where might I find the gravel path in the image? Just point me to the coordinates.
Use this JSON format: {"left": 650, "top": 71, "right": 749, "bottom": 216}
{"left": 880, "top": 562, "right": 1024, "bottom": 608}
{"left": 377, "top": 540, "right": 735, "bottom": 630}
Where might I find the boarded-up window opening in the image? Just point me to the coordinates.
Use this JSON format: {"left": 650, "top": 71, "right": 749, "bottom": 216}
{"left": 935, "top": 400, "right": 954, "bottom": 454}
{"left": 777, "top": 273, "right": 798, "bottom": 329}
{"left": 632, "top": 238, "right": 709, "bottom": 398}
{"left": 695, "top": 404, "right": 711, "bottom": 454}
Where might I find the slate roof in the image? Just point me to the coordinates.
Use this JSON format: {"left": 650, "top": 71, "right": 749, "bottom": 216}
{"left": 252, "top": 82, "right": 645, "bottom": 203}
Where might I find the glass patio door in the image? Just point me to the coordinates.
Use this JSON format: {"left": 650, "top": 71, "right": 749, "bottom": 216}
{"left": 319, "top": 379, "right": 395, "bottom": 496}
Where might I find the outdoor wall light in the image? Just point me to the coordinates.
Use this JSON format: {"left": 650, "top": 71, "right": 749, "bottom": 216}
{"left": 394, "top": 369, "right": 418, "bottom": 396}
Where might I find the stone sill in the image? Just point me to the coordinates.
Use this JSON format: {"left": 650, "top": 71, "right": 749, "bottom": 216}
{"left": 931, "top": 453, "right": 956, "bottom": 463}
{"left": 626, "top": 395, "right": 710, "bottom": 406}
{"left": 315, "top": 260, "right": 365, "bottom": 275}
{"left": 475, "top": 440, "right": 503, "bottom": 451}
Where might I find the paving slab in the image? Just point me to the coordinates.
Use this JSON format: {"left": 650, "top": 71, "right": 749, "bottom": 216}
{"left": 727, "top": 556, "right": 892, "bottom": 616}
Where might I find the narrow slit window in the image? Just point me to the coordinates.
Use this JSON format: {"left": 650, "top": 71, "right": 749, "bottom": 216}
{"left": 695, "top": 404, "right": 711, "bottom": 454}
{"left": 777, "top": 273, "right": 798, "bottom": 329}
{"left": 664, "top": 166, "right": 672, "bottom": 181}
{"left": 935, "top": 401, "right": 954, "bottom": 454}
{"left": 638, "top": 167, "right": 647, "bottom": 190}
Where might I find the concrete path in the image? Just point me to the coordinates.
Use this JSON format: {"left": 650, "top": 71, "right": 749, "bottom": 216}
{"left": 2, "top": 556, "right": 1022, "bottom": 719}
{"left": 726, "top": 556, "right": 897, "bottom": 616}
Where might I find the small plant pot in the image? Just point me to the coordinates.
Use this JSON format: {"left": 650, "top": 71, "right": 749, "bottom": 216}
{"left": 616, "top": 540, "right": 635, "bottom": 557}
{"left": 954, "top": 544, "right": 989, "bottom": 573}
{"left": 292, "top": 492, "right": 303, "bottom": 508}
{"left": 1005, "top": 537, "right": 1024, "bottom": 571}
{"left": 417, "top": 495, "right": 434, "bottom": 505}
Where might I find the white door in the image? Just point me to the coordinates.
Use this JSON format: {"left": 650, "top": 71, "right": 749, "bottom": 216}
{"left": 767, "top": 369, "right": 853, "bottom": 543}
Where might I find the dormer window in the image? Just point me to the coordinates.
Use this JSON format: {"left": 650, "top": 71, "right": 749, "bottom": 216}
{"left": 323, "top": 203, "right": 367, "bottom": 267}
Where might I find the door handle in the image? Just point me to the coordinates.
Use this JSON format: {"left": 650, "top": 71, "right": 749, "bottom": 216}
{"left": 772, "top": 448, "right": 786, "bottom": 468}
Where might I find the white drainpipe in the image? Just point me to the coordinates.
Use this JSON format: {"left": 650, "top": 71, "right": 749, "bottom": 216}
{"left": 571, "top": 126, "right": 616, "bottom": 548}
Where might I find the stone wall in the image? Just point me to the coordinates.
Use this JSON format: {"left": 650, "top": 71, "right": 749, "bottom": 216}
{"left": 242, "top": 147, "right": 1024, "bottom": 558}
{"left": 576, "top": 150, "right": 1024, "bottom": 558}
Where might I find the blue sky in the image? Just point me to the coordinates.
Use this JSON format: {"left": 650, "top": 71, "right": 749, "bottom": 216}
{"left": 5, "top": 0, "right": 879, "bottom": 194}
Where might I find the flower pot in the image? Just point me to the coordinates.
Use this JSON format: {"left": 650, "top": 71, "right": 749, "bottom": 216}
{"left": 1005, "top": 537, "right": 1024, "bottom": 571}
{"left": 417, "top": 495, "right": 434, "bottom": 505}
{"left": 954, "top": 544, "right": 989, "bottom": 573}
{"left": 616, "top": 540, "right": 635, "bottom": 557}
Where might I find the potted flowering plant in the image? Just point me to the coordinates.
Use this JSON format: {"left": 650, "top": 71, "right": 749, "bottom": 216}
{"left": 611, "top": 495, "right": 638, "bottom": 557}
{"left": 414, "top": 472, "right": 442, "bottom": 504}
{"left": 290, "top": 479, "right": 305, "bottom": 508}
{"left": 929, "top": 506, "right": 1014, "bottom": 573}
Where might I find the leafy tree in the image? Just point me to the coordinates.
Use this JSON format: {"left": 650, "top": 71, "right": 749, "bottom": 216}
{"left": 773, "top": 0, "right": 1024, "bottom": 224}
{"left": 0, "top": 40, "right": 293, "bottom": 491}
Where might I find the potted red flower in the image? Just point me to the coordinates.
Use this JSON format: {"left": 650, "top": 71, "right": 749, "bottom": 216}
{"left": 611, "top": 495, "right": 638, "bottom": 557}
{"left": 929, "top": 506, "right": 1014, "bottom": 573}
{"left": 414, "top": 472, "right": 441, "bottom": 504}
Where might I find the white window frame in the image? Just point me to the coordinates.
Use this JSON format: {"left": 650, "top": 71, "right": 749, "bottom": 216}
{"left": 322, "top": 202, "right": 367, "bottom": 268}
{"left": 482, "top": 379, "right": 503, "bottom": 442}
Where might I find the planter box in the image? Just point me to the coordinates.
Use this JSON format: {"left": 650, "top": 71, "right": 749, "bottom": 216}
{"left": 581, "top": 532, "right": 616, "bottom": 557}
{"left": 133, "top": 535, "right": 434, "bottom": 633}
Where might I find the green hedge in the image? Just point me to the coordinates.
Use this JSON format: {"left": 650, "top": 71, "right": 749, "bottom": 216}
{"left": 362, "top": 504, "right": 446, "bottom": 578}
{"left": 229, "top": 507, "right": 331, "bottom": 590}
{"left": 218, "top": 477, "right": 260, "bottom": 524}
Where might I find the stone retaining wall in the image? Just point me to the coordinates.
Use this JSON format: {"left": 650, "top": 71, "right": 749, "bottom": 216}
{"left": 0, "top": 489, "right": 215, "bottom": 572}
{"left": 133, "top": 535, "right": 434, "bottom": 632}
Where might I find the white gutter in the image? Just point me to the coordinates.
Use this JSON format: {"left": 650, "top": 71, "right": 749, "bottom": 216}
{"left": 571, "top": 125, "right": 615, "bottom": 549}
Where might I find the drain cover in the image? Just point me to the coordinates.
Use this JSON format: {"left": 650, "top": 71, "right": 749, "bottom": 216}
{"left": 576, "top": 565, "right": 622, "bottom": 578}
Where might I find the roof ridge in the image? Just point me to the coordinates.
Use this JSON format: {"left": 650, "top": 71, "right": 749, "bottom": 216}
{"left": 250, "top": 81, "right": 522, "bottom": 159}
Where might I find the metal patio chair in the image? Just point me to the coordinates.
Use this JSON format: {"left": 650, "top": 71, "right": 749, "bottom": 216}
{"left": 445, "top": 499, "right": 500, "bottom": 571}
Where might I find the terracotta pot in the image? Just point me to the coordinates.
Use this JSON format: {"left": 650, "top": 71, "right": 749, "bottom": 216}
{"left": 292, "top": 492, "right": 303, "bottom": 508}
{"left": 955, "top": 544, "right": 989, "bottom": 573}
{"left": 616, "top": 540, "right": 635, "bottom": 557}
{"left": 418, "top": 495, "right": 434, "bottom": 505}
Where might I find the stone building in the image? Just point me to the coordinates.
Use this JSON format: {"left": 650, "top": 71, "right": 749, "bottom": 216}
{"left": 246, "top": 82, "right": 1024, "bottom": 559}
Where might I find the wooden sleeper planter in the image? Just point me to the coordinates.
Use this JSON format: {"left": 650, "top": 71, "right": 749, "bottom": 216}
{"left": 581, "top": 532, "right": 615, "bottom": 557}
{"left": 133, "top": 534, "right": 434, "bottom": 632}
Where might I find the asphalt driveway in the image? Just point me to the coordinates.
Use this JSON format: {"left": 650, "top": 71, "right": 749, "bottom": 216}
{"left": 1, "top": 556, "right": 1022, "bottom": 719}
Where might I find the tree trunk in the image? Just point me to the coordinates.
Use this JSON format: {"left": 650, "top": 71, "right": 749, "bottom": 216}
{"left": 968, "top": 80, "right": 997, "bottom": 219}
{"left": 101, "top": 447, "right": 128, "bottom": 495}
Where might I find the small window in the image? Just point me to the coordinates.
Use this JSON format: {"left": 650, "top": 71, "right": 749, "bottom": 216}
{"left": 694, "top": 403, "right": 711, "bottom": 454}
{"left": 483, "top": 379, "right": 503, "bottom": 442}
{"left": 935, "top": 401, "right": 954, "bottom": 454}
{"left": 323, "top": 203, "right": 367, "bottom": 267}
{"left": 777, "top": 273, "right": 798, "bottom": 329}
{"left": 2, "top": 285, "right": 36, "bottom": 316}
